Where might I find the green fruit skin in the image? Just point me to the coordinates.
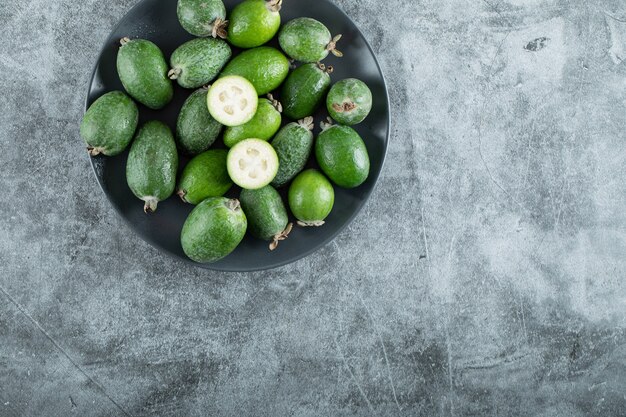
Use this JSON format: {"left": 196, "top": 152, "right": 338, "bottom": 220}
{"left": 176, "top": 88, "right": 223, "bottom": 155}
{"left": 126, "top": 121, "right": 179, "bottom": 207}
{"left": 80, "top": 91, "right": 138, "bottom": 156}
{"left": 117, "top": 39, "right": 173, "bottom": 110}
{"left": 281, "top": 63, "right": 331, "bottom": 120}
{"left": 181, "top": 197, "right": 247, "bottom": 263}
{"left": 327, "top": 79, "right": 373, "bottom": 125}
{"left": 223, "top": 99, "right": 281, "bottom": 147}
{"left": 279, "top": 17, "right": 331, "bottom": 63}
{"left": 271, "top": 122, "right": 314, "bottom": 187}
{"left": 177, "top": 0, "right": 226, "bottom": 37}
{"left": 220, "top": 47, "right": 289, "bottom": 95}
{"left": 288, "top": 169, "right": 334, "bottom": 223}
{"left": 239, "top": 186, "right": 289, "bottom": 241}
{"left": 177, "top": 149, "right": 233, "bottom": 205}
{"left": 315, "top": 125, "right": 370, "bottom": 188}
{"left": 227, "top": 0, "right": 280, "bottom": 48}
{"left": 170, "top": 38, "right": 231, "bottom": 89}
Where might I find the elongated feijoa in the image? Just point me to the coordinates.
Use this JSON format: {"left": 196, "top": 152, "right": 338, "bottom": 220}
{"left": 223, "top": 95, "right": 282, "bottom": 148}
{"left": 327, "top": 78, "right": 372, "bottom": 125}
{"left": 80, "top": 91, "right": 138, "bottom": 156}
{"left": 177, "top": 149, "right": 233, "bottom": 205}
{"left": 271, "top": 117, "right": 314, "bottom": 187}
{"left": 227, "top": 139, "right": 278, "bottom": 190}
{"left": 169, "top": 38, "right": 231, "bottom": 89}
{"left": 316, "top": 122, "right": 370, "bottom": 188}
{"left": 240, "top": 185, "right": 292, "bottom": 250}
{"left": 117, "top": 38, "right": 173, "bottom": 110}
{"left": 176, "top": 88, "right": 223, "bottom": 155}
{"left": 126, "top": 121, "right": 178, "bottom": 213}
{"left": 227, "top": 0, "right": 282, "bottom": 48}
{"left": 177, "top": 0, "right": 227, "bottom": 38}
{"left": 181, "top": 197, "right": 247, "bottom": 263}
{"left": 281, "top": 62, "right": 332, "bottom": 120}
{"left": 220, "top": 47, "right": 289, "bottom": 95}
{"left": 278, "top": 17, "right": 342, "bottom": 63}
{"left": 207, "top": 76, "right": 258, "bottom": 126}
{"left": 288, "top": 169, "right": 334, "bottom": 227}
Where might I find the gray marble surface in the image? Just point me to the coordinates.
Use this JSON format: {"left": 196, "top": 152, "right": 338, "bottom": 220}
{"left": 1, "top": 0, "right": 626, "bottom": 416}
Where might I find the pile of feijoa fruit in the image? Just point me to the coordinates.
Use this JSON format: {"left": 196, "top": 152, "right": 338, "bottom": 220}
{"left": 80, "top": 0, "right": 374, "bottom": 264}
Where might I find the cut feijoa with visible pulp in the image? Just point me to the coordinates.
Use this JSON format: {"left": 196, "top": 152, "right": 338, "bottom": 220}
{"left": 177, "top": 0, "right": 227, "bottom": 38}
{"left": 177, "top": 149, "right": 233, "bottom": 205}
{"left": 271, "top": 117, "right": 314, "bottom": 188}
{"left": 181, "top": 197, "right": 247, "bottom": 263}
{"left": 288, "top": 169, "right": 335, "bottom": 227}
{"left": 126, "top": 121, "right": 178, "bottom": 213}
{"left": 176, "top": 88, "right": 223, "bottom": 155}
{"left": 80, "top": 91, "right": 138, "bottom": 156}
{"left": 207, "top": 76, "right": 258, "bottom": 126}
{"left": 327, "top": 78, "right": 373, "bottom": 125}
{"left": 278, "top": 17, "right": 342, "bottom": 63}
{"left": 227, "top": 139, "right": 278, "bottom": 190}
{"left": 228, "top": 0, "right": 282, "bottom": 48}
{"left": 239, "top": 185, "right": 292, "bottom": 250}
{"left": 169, "top": 38, "right": 231, "bottom": 89}
{"left": 223, "top": 95, "right": 282, "bottom": 148}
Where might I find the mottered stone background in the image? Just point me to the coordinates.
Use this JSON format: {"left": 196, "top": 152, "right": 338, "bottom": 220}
{"left": 1, "top": 0, "right": 625, "bottom": 416}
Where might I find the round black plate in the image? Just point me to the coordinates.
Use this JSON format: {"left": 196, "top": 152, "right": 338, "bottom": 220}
{"left": 86, "top": 0, "right": 390, "bottom": 272}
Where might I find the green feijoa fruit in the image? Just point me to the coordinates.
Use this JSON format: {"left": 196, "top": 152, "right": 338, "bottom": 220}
{"left": 80, "top": 91, "right": 138, "bottom": 157}
{"left": 177, "top": 149, "right": 233, "bottom": 205}
{"left": 327, "top": 78, "right": 373, "bottom": 125}
{"left": 181, "top": 198, "right": 247, "bottom": 263}
{"left": 271, "top": 117, "right": 314, "bottom": 187}
{"left": 278, "top": 17, "right": 343, "bottom": 63}
{"left": 176, "top": 88, "right": 223, "bottom": 155}
{"left": 126, "top": 121, "right": 179, "bottom": 213}
{"left": 223, "top": 95, "right": 282, "bottom": 148}
{"left": 169, "top": 38, "right": 231, "bottom": 89}
{"left": 177, "top": 0, "right": 227, "bottom": 38}
{"left": 288, "top": 169, "right": 334, "bottom": 227}
{"left": 281, "top": 63, "right": 332, "bottom": 120}
{"left": 227, "top": 0, "right": 282, "bottom": 48}
{"left": 315, "top": 122, "right": 370, "bottom": 188}
{"left": 220, "top": 47, "right": 289, "bottom": 95}
{"left": 239, "top": 186, "right": 292, "bottom": 250}
{"left": 117, "top": 38, "right": 173, "bottom": 110}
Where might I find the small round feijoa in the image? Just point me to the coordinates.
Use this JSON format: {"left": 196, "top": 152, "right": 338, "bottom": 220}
{"left": 288, "top": 169, "right": 335, "bottom": 227}
{"left": 177, "top": 0, "right": 227, "bottom": 38}
{"left": 315, "top": 123, "right": 370, "bottom": 188}
{"left": 327, "top": 78, "right": 373, "bottom": 125}
{"left": 227, "top": 139, "right": 278, "bottom": 190}
{"left": 278, "top": 17, "right": 342, "bottom": 63}
{"left": 227, "top": 0, "right": 282, "bottom": 48}
{"left": 220, "top": 47, "right": 289, "bottom": 96}
{"left": 207, "top": 76, "right": 258, "bottom": 126}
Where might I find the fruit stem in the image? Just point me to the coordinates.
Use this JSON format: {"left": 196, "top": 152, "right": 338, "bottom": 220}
{"left": 269, "top": 223, "right": 293, "bottom": 251}
{"left": 320, "top": 117, "right": 334, "bottom": 131}
{"left": 168, "top": 68, "right": 181, "bottom": 80}
{"left": 211, "top": 18, "right": 229, "bottom": 39}
{"left": 297, "top": 220, "right": 325, "bottom": 227}
{"left": 267, "top": 94, "right": 283, "bottom": 113}
{"left": 87, "top": 146, "right": 105, "bottom": 157}
{"left": 317, "top": 62, "right": 334, "bottom": 74}
{"left": 265, "top": 0, "right": 282, "bottom": 13}
{"left": 326, "top": 34, "right": 343, "bottom": 58}
{"left": 120, "top": 37, "right": 131, "bottom": 46}
{"left": 227, "top": 199, "right": 241, "bottom": 211}
{"left": 298, "top": 117, "right": 314, "bottom": 131}
{"left": 177, "top": 189, "right": 188, "bottom": 203}
{"left": 143, "top": 197, "right": 159, "bottom": 214}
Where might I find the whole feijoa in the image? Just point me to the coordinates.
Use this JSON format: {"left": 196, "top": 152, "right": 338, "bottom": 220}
{"left": 223, "top": 95, "right": 282, "bottom": 148}
{"left": 278, "top": 17, "right": 342, "bottom": 63}
{"left": 181, "top": 197, "right": 247, "bottom": 263}
{"left": 176, "top": 88, "right": 223, "bottom": 155}
{"left": 228, "top": 0, "right": 282, "bottom": 48}
{"left": 80, "top": 91, "right": 138, "bottom": 156}
{"left": 177, "top": 0, "right": 227, "bottom": 38}
{"left": 169, "top": 38, "right": 231, "bottom": 89}
{"left": 281, "top": 62, "right": 332, "bottom": 120}
{"left": 177, "top": 149, "right": 233, "bottom": 205}
{"left": 117, "top": 38, "right": 173, "bottom": 110}
{"left": 271, "top": 117, "right": 314, "bottom": 188}
{"left": 126, "top": 121, "right": 178, "bottom": 213}
{"left": 220, "top": 46, "right": 289, "bottom": 95}
{"left": 288, "top": 169, "right": 335, "bottom": 227}
{"left": 239, "top": 185, "right": 292, "bottom": 250}
{"left": 315, "top": 122, "right": 370, "bottom": 188}
{"left": 327, "top": 78, "right": 372, "bottom": 125}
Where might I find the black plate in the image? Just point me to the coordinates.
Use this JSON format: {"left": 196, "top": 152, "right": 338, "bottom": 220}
{"left": 86, "top": 0, "right": 390, "bottom": 272}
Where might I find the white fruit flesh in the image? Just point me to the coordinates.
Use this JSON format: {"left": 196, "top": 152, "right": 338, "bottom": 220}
{"left": 207, "top": 76, "right": 258, "bottom": 126}
{"left": 227, "top": 139, "right": 279, "bottom": 189}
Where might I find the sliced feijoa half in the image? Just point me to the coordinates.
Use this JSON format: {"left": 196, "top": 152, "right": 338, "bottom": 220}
{"left": 227, "top": 139, "right": 278, "bottom": 190}
{"left": 207, "top": 75, "right": 258, "bottom": 127}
